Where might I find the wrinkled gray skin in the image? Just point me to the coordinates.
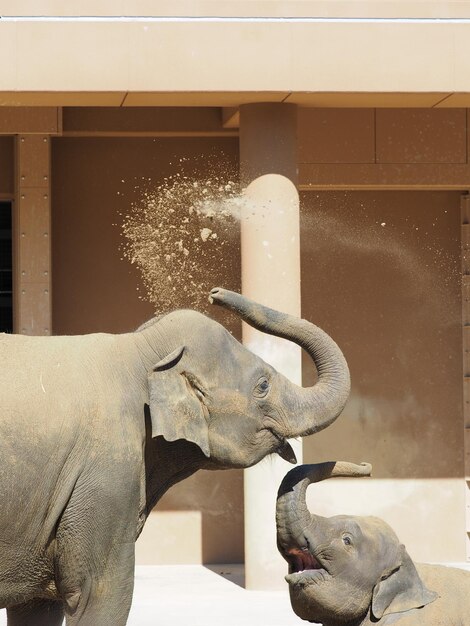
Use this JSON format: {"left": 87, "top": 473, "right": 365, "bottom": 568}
{"left": 0, "top": 288, "right": 350, "bottom": 626}
{"left": 276, "top": 462, "right": 470, "bottom": 626}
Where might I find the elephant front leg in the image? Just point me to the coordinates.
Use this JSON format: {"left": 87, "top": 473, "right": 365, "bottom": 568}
{"left": 59, "top": 541, "right": 135, "bottom": 626}
{"left": 54, "top": 463, "right": 143, "bottom": 625}
{"left": 7, "top": 598, "right": 65, "bottom": 625}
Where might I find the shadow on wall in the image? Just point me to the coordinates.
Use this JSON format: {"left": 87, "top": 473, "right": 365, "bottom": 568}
{"left": 300, "top": 190, "right": 463, "bottom": 480}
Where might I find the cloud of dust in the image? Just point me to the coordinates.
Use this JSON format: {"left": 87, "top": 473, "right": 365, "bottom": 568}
{"left": 121, "top": 174, "right": 244, "bottom": 314}
{"left": 301, "top": 202, "right": 460, "bottom": 323}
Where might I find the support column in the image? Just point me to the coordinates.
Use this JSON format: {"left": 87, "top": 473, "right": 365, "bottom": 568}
{"left": 14, "top": 135, "right": 52, "bottom": 335}
{"left": 239, "top": 103, "right": 301, "bottom": 590}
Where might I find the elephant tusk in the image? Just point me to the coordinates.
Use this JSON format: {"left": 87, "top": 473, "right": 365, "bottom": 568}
{"left": 277, "top": 440, "right": 297, "bottom": 464}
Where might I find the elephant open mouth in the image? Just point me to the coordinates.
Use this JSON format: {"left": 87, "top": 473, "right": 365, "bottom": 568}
{"left": 284, "top": 548, "right": 330, "bottom": 586}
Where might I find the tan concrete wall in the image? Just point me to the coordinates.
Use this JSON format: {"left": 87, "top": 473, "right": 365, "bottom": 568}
{"left": 301, "top": 190, "right": 465, "bottom": 562}
{"left": 51, "top": 135, "right": 244, "bottom": 564}
{"left": 15, "top": 107, "right": 470, "bottom": 565}
{"left": 2, "top": 19, "right": 470, "bottom": 107}
{"left": 0, "top": 108, "right": 60, "bottom": 135}
{"left": 298, "top": 108, "right": 469, "bottom": 165}
{"left": 61, "top": 107, "right": 234, "bottom": 135}
{"left": 298, "top": 108, "right": 470, "bottom": 188}
{"left": 0, "top": 137, "right": 14, "bottom": 195}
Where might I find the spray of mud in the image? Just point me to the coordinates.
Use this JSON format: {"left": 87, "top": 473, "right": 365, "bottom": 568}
{"left": 121, "top": 173, "right": 243, "bottom": 314}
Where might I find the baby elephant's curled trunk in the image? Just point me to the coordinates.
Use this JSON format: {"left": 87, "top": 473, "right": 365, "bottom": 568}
{"left": 276, "top": 461, "right": 372, "bottom": 553}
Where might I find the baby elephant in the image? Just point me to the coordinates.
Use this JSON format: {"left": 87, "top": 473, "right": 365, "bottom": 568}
{"left": 276, "top": 461, "right": 470, "bottom": 625}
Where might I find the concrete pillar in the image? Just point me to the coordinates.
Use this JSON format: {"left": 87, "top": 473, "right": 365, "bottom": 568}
{"left": 14, "top": 135, "right": 52, "bottom": 335}
{"left": 239, "top": 103, "right": 301, "bottom": 590}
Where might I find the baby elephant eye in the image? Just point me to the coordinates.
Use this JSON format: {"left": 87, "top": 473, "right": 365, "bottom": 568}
{"left": 342, "top": 535, "right": 352, "bottom": 546}
{"left": 254, "top": 377, "right": 270, "bottom": 398}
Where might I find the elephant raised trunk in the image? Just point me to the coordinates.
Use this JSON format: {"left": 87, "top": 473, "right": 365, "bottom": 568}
{"left": 276, "top": 461, "right": 372, "bottom": 556}
{"left": 209, "top": 288, "right": 351, "bottom": 438}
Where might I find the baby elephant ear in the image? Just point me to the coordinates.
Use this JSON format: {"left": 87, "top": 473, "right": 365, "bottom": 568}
{"left": 371, "top": 546, "right": 438, "bottom": 620}
{"left": 148, "top": 346, "right": 210, "bottom": 457}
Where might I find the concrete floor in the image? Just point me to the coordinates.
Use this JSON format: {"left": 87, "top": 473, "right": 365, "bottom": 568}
{"left": 0, "top": 565, "right": 302, "bottom": 625}
{"left": 128, "top": 565, "right": 302, "bottom": 625}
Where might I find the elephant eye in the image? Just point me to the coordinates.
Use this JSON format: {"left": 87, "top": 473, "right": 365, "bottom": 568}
{"left": 183, "top": 372, "right": 207, "bottom": 401}
{"left": 342, "top": 535, "right": 353, "bottom": 546}
{"left": 254, "top": 377, "right": 270, "bottom": 398}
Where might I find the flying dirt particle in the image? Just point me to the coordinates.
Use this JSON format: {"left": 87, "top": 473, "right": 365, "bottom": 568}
{"left": 200, "top": 228, "right": 213, "bottom": 242}
{"left": 381, "top": 222, "right": 386, "bottom": 227}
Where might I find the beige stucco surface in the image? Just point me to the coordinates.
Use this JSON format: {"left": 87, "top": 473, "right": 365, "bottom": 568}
{"left": 1, "top": 18, "right": 470, "bottom": 106}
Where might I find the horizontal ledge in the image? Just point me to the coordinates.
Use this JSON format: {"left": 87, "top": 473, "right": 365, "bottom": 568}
{"left": 300, "top": 185, "right": 470, "bottom": 191}
{"left": 3, "top": 17, "right": 470, "bottom": 24}
{"left": 3, "top": 0, "right": 470, "bottom": 20}
{"left": 1, "top": 92, "right": 470, "bottom": 108}
{"left": 299, "top": 163, "right": 470, "bottom": 189}
{"left": 61, "top": 130, "right": 239, "bottom": 138}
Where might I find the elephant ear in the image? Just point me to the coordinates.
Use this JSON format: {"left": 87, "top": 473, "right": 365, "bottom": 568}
{"left": 371, "top": 546, "right": 438, "bottom": 620}
{"left": 148, "top": 346, "right": 210, "bottom": 457}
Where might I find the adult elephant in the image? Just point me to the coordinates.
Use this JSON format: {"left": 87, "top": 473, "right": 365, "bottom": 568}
{"left": 0, "top": 288, "right": 349, "bottom": 626}
{"left": 276, "top": 461, "right": 470, "bottom": 626}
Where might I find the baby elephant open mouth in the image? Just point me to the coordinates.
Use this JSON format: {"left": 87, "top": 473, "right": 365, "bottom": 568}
{"left": 285, "top": 547, "right": 329, "bottom": 586}
{"left": 288, "top": 547, "right": 323, "bottom": 573}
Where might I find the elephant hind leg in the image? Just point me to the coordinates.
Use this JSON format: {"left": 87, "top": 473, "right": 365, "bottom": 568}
{"left": 7, "top": 598, "right": 64, "bottom": 625}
